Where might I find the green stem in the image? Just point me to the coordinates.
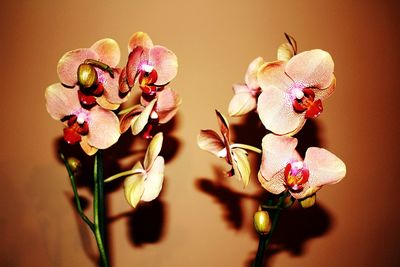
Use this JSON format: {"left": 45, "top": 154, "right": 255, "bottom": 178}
{"left": 253, "top": 192, "right": 290, "bottom": 267}
{"left": 60, "top": 153, "right": 95, "bottom": 232}
{"left": 94, "top": 151, "right": 109, "bottom": 267}
{"left": 231, "top": 143, "right": 262, "bottom": 154}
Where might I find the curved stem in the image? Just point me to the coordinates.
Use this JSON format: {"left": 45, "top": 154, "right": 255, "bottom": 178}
{"left": 231, "top": 143, "right": 262, "bottom": 154}
{"left": 60, "top": 153, "right": 95, "bottom": 232}
{"left": 94, "top": 151, "right": 109, "bottom": 267}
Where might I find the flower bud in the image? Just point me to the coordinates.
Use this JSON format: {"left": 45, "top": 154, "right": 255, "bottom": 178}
{"left": 253, "top": 209, "right": 271, "bottom": 235}
{"left": 78, "top": 64, "right": 97, "bottom": 88}
{"left": 67, "top": 157, "right": 82, "bottom": 176}
{"left": 299, "top": 193, "right": 316, "bottom": 208}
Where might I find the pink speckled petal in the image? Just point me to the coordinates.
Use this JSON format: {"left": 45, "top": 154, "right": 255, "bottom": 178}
{"left": 258, "top": 171, "right": 286, "bottom": 194}
{"left": 304, "top": 147, "right": 346, "bottom": 187}
{"left": 86, "top": 106, "right": 120, "bottom": 149}
{"left": 314, "top": 75, "right": 336, "bottom": 101}
{"left": 45, "top": 84, "right": 81, "bottom": 120}
{"left": 57, "top": 48, "right": 98, "bottom": 86}
{"left": 91, "top": 38, "right": 120, "bottom": 67}
{"left": 257, "top": 61, "right": 293, "bottom": 92}
{"left": 128, "top": 32, "right": 154, "bottom": 52}
{"left": 198, "top": 129, "right": 225, "bottom": 157}
{"left": 245, "top": 57, "right": 265, "bottom": 90}
{"left": 100, "top": 68, "right": 127, "bottom": 105}
{"left": 142, "top": 156, "right": 165, "bottom": 202}
{"left": 259, "top": 134, "right": 300, "bottom": 181}
{"left": 257, "top": 88, "right": 305, "bottom": 135}
{"left": 126, "top": 46, "right": 145, "bottom": 87}
{"left": 149, "top": 46, "right": 178, "bottom": 86}
{"left": 155, "top": 87, "right": 181, "bottom": 123}
{"left": 285, "top": 49, "right": 334, "bottom": 89}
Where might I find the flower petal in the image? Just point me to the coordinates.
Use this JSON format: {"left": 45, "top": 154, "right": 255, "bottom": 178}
{"left": 124, "top": 172, "right": 145, "bottom": 208}
{"left": 232, "top": 148, "right": 251, "bottom": 188}
{"left": 285, "top": 49, "right": 334, "bottom": 89}
{"left": 304, "top": 147, "right": 346, "bottom": 188}
{"left": 99, "top": 68, "right": 128, "bottom": 105}
{"left": 155, "top": 87, "right": 181, "bottom": 123}
{"left": 277, "top": 43, "right": 295, "bottom": 62}
{"left": 144, "top": 132, "right": 163, "bottom": 170}
{"left": 259, "top": 134, "right": 300, "bottom": 181}
{"left": 257, "top": 88, "right": 305, "bottom": 135}
{"left": 119, "top": 105, "right": 144, "bottom": 133}
{"left": 57, "top": 48, "right": 98, "bottom": 86}
{"left": 131, "top": 99, "right": 157, "bottom": 135}
{"left": 79, "top": 136, "right": 98, "bottom": 156}
{"left": 258, "top": 171, "right": 286, "bottom": 194}
{"left": 228, "top": 92, "right": 256, "bottom": 117}
{"left": 45, "top": 84, "right": 81, "bottom": 120}
{"left": 86, "top": 106, "right": 120, "bottom": 149}
{"left": 197, "top": 129, "right": 225, "bottom": 156}
{"left": 90, "top": 38, "right": 120, "bottom": 67}
{"left": 142, "top": 156, "right": 165, "bottom": 202}
{"left": 245, "top": 57, "right": 265, "bottom": 90}
{"left": 257, "top": 60, "right": 293, "bottom": 91}
{"left": 149, "top": 45, "right": 178, "bottom": 86}
{"left": 128, "top": 32, "right": 154, "bottom": 52}
{"left": 126, "top": 46, "right": 145, "bottom": 87}
{"left": 314, "top": 75, "right": 336, "bottom": 101}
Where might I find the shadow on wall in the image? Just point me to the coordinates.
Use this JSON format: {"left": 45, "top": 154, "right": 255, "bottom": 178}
{"left": 196, "top": 112, "right": 330, "bottom": 266}
{"left": 52, "top": 115, "right": 181, "bottom": 261}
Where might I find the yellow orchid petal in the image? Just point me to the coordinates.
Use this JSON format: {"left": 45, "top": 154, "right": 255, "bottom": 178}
{"left": 131, "top": 99, "right": 157, "bottom": 135}
{"left": 144, "top": 132, "right": 163, "bottom": 170}
{"left": 123, "top": 173, "right": 145, "bottom": 208}
{"left": 232, "top": 148, "right": 251, "bottom": 188}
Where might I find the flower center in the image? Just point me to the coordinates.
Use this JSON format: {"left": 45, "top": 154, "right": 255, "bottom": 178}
{"left": 62, "top": 113, "right": 89, "bottom": 145}
{"left": 291, "top": 88, "right": 323, "bottom": 119}
{"left": 284, "top": 161, "right": 309, "bottom": 192}
{"left": 138, "top": 63, "right": 158, "bottom": 96}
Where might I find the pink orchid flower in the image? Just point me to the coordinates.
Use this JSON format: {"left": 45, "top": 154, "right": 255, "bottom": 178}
{"left": 258, "top": 133, "right": 346, "bottom": 199}
{"left": 122, "top": 133, "right": 165, "bottom": 208}
{"left": 45, "top": 84, "right": 121, "bottom": 155}
{"left": 120, "top": 32, "right": 178, "bottom": 96}
{"left": 120, "top": 87, "right": 181, "bottom": 138}
{"left": 228, "top": 57, "right": 265, "bottom": 116}
{"left": 257, "top": 49, "right": 336, "bottom": 135}
{"left": 57, "top": 38, "right": 126, "bottom": 110}
{"left": 198, "top": 110, "right": 251, "bottom": 188}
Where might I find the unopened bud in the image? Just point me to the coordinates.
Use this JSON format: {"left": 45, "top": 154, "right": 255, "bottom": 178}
{"left": 67, "top": 157, "right": 82, "bottom": 176}
{"left": 253, "top": 208, "right": 271, "bottom": 235}
{"left": 299, "top": 193, "right": 316, "bottom": 208}
{"left": 78, "top": 64, "right": 97, "bottom": 88}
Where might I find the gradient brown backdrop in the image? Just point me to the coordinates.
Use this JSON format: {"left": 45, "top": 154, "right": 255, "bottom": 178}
{"left": 1, "top": 0, "right": 399, "bottom": 266}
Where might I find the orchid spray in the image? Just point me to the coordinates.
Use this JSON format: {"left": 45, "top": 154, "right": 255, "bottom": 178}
{"left": 198, "top": 33, "right": 346, "bottom": 266}
{"left": 45, "top": 32, "right": 180, "bottom": 266}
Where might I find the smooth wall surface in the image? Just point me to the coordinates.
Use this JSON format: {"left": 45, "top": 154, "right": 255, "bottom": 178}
{"left": 1, "top": 0, "right": 399, "bottom": 266}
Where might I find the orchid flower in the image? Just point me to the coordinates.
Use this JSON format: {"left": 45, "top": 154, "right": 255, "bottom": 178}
{"left": 198, "top": 110, "right": 251, "bottom": 188}
{"left": 257, "top": 49, "right": 336, "bottom": 135}
{"left": 228, "top": 34, "right": 298, "bottom": 117}
{"left": 57, "top": 38, "right": 126, "bottom": 110}
{"left": 258, "top": 133, "right": 346, "bottom": 200}
{"left": 119, "top": 87, "right": 181, "bottom": 138}
{"left": 120, "top": 32, "right": 178, "bottom": 96}
{"left": 104, "top": 133, "right": 165, "bottom": 208}
{"left": 45, "top": 84, "right": 120, "bottom": 155}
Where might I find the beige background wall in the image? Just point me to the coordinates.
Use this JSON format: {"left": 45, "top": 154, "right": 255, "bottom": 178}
{"left": 1, "top": 0, "right": 399, "bottom": 266}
